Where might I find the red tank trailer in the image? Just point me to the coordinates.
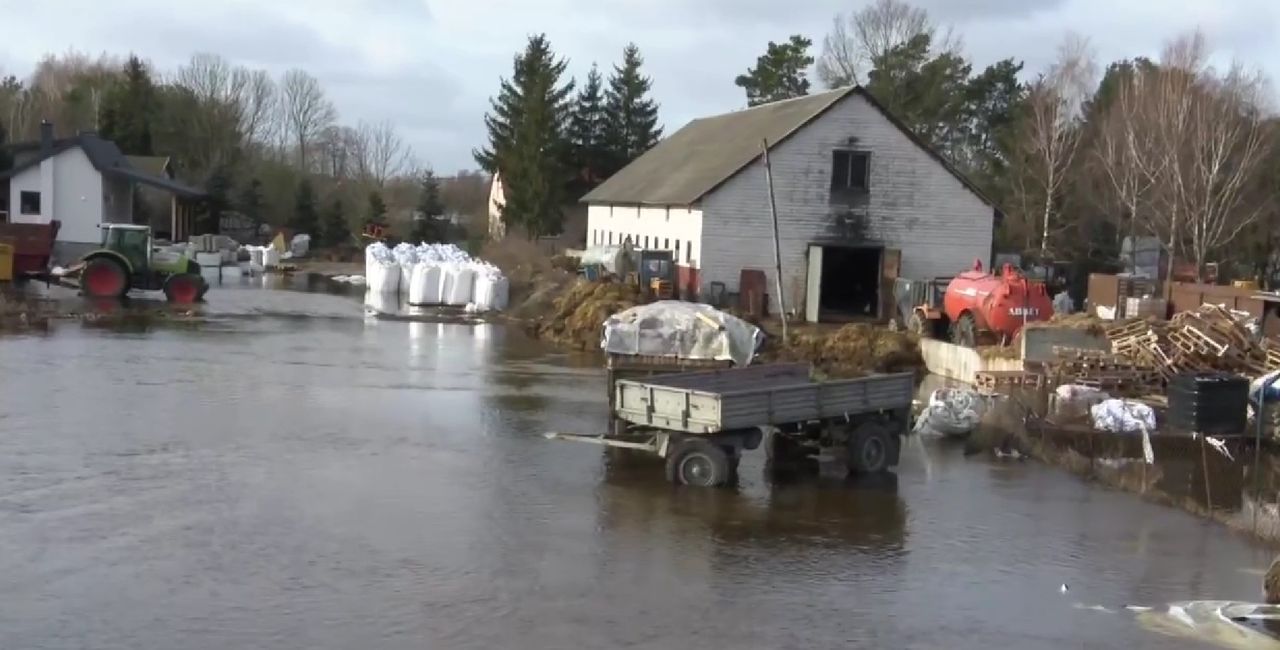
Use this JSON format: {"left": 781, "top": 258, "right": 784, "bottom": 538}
{"left": 909, "top": 260, "right": 1054, "bottom": 347}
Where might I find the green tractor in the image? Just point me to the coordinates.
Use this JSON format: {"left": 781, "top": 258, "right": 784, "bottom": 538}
{"left": 79, "top": 224, "right": 209, "bottom": 303}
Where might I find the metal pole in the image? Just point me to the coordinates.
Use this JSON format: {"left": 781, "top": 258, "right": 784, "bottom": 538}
{"left": 761, "top": 139, "right": 788, "bottom": 342}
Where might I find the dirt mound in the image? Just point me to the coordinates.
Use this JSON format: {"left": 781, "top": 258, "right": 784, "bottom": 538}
{"left": 765, "top": 323, "right": 923, "bottom": 378}
{"left": 533, "top": 279, "right": 645, "bottom": 349}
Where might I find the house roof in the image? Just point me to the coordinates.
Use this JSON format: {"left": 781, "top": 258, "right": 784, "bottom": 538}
{"left": 1, "top": 134, "right": 203, "bottom": 199}
{"left": 581, "top": 86, "right": 996, "bottom": 210}
{"left": 126, "top": 155, "right": 171, "bottom": 177}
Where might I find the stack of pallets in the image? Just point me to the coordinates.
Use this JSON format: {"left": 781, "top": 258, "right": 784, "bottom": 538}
{"left": 1050, "top": 346, "right": 1164, "bottom": 393}
{"left": 1101, "top": 305, "right": 1280, "bottom": 384}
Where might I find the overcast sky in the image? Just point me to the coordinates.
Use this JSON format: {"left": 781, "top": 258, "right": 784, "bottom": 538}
{"left": 2, "top": 0, "right": 1277, "bottom": 173}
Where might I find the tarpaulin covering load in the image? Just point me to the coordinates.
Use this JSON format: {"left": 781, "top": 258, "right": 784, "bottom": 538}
{"left": 579, "top": 245, "right": 634, "bottom": 276}
{"left": 914, "top": 388, "right": 986, "bottom": 437}
{"left": 601, "top": 301, "right": 764, "bottom": 367}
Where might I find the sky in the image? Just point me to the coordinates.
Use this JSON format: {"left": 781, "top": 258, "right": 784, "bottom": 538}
{"left": 1, "top": 0, "right": 1277, "bottom": 173}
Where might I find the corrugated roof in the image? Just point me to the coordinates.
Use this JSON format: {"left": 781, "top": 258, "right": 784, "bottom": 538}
{"left": 581, "top": 86, "right": 996, "bottom": 210}
{"left": 582, "top": 88, "right": 851, "bottom": 206}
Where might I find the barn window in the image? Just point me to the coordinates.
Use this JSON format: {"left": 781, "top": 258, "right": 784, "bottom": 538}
{"left": 644, "top": 236, "right": 650, "bottom": 249}
{"left": 830, "top": 150, "right": 870, "bottom": 198}
{"left": 19, "top": 191, "right": 41, "bottom": 215}
{"left": 664, "top": 238, "right": 670, "bottom": 250}
{"left": 686, "top": 241, "right": 693, "bottom": 263}
{"left": 675, "top": 240, "right": 681, "bottom": 259}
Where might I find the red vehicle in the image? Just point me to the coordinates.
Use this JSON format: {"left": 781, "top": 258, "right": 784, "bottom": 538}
{"left": 908, "top": 260, "right": 1054, "bottom": 347}
{"left": 0, "top": 220, "right": 61, "bottom": 277}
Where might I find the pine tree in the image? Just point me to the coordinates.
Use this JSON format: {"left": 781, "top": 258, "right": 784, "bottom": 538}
{"left": 367, "top": 190, "right": 387, "bottom": 227}
{"left": 321, "top": 197, "right": 349, "bottom": 248}
{"left": 734, "top": 36, "right": 814, "bottom": 107}
{"left": 237, "top": 178, "right": 265, "bottom": 240}
{"left": 474, "top": 34, "right": 575, "bottom": 238}
{"left": 0, "top": 122, "right": 11, "bottom": 172}
{"left": 100, "top": 55, "right": 156, "bottom": 155}
{"left": 198, "top": 168, "right": 231, "bottom": 234}
{"left": 290, "top": 178, "right": 319, "bottom": 235}
{"left": 603, "top": 44, "right": 662, "bottom": 174}
{"left": 411, "top": 170, "right": 446, "bottom": 243}
{"left": 567, "top": 64, "right": 608, "bottom": 189}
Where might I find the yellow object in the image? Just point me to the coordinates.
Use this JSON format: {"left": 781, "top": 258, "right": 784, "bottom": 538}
{"left": 0, "top": 243, "right": 13, "bottom": 282}
{"left": 1233, "top": 280, "right": 1259, "bottom": 290}
{"left": 271, "top": 232, "right": 286, "bottom": 252}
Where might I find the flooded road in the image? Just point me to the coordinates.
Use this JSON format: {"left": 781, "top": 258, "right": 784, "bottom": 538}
{"left": 1, "top": 284, "right": 1276, "bottom": 649}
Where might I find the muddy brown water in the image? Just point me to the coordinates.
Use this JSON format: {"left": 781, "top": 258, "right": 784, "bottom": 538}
{"left": 0, "top": 281, "right": 1276, "bottom": 649}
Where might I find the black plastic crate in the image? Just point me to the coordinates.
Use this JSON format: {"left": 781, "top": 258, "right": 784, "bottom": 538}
{"left": 1167, "top": 372, "right": 1248, "bottom": 435}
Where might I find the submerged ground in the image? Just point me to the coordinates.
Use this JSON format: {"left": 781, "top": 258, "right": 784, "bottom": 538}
{"left": 0, "top": 281, "right": 1274, "bottom": 649}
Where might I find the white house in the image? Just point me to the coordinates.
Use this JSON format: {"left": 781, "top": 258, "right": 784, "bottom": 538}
{"left": 581, "top": 86, "right": 999, "bottom": 322}
{"left": 0, "top": 123, "right": 203, "bottom": 263}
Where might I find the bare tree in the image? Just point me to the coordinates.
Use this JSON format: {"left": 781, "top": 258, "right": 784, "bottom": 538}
{"left": 280, "top": 69, "right": 336, "bottom": 171}
{"left": 1017, "top": 33, "right": 1096, "bottom": 255}
{"left": 354, "top": 120, "right": 414, "bottom": 187}
{"left": 1094, "top": 65, "right": 1158, "bottom": 268}
{"left": 816, "top": 0, "right": 956, "bottom": 88}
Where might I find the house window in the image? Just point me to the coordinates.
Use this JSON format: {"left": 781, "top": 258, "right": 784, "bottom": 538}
{"left": 19, "top": 191, "right": 41, "bottom": 215}
{"left": 644, "top": 236, "right": 650, "bottom": 249}
{"left": 831, "top": 150, "right": 870, "bottom": 197}
{"left": 608, "top": 232, "right": 613, "bottom": 245}
{"left": 686, "top": 241, "right": 693, "bottom": 264}
{"left": 675, "top": 240, "right": 681, "bottom": 259}
{"left": 664, "top": 238, "right": 670, "bottom": 250}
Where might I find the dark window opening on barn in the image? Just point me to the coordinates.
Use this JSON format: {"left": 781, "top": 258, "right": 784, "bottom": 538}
{"left": 675, "top": 240, "right": 681, "bottom": 259}
{"left": 664, "top": 238, "right": 669, "bottom": 250}
{"left": 830, "top": 151, "right": 870, "bottom": 204}
{"left": 20, "top": 191, "right": 41, "bottom": 215}
{"left": 686, "top": 241, "right": 692, "bottom": 263}
{"left": 820, "top": 246, "right": 881, "bottom": 319}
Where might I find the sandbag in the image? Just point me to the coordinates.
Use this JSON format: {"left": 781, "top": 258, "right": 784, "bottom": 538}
{"left": 914, "top": 388, "right": 986, "bottom": 437}
{"left": 1090, "top": 399, "right": 1156, "bottom": 433}
{"left": 409, "top": 262, "right": 443, "bottom": 305}
{"left": 448, "top": 266, "right": 476, "bottom": 306}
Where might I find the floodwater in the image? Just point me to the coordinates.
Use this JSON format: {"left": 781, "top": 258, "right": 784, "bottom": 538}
{"left": 1, "top": 281, "right": 1276, "bottom": 649}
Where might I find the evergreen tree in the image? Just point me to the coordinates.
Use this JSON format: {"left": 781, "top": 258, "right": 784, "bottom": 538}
{"left": 474, "top": 34, "right": 576, "bottom": 238}
{"left": 567, "top": 64, "right": 609, "bottom": 189}
{"left": 735, "top": 36, "right": 814, "bottom": 107}
{"left": 367, "top": 190, "right": 387, "bottom": 227}
{"left": 0, "top": 122, "right": 11, "bottom": 172}
{"left": 603, "top": 44, "right": 662, "bottom": 173}
{"left": 411, "top": 170, "right": 446, "bottom": 243}
{"left": 237, "top": 178, "right": 265, "bottom": 240}
{"left": 290, "top": 178, "right": 319, "bottom": 235}
{"left": 321, "top": 197, "right": 349, "bottom": 248}
{"left": 100, "top": 55, "right": 156, "bottom": 155}
{"left": 198, "top": 168, "right": 231, "bottom": 234}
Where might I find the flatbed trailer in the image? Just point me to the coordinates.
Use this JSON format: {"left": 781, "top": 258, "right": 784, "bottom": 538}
{"left": 549, "top": 363, "right": 915, "bottom": 487}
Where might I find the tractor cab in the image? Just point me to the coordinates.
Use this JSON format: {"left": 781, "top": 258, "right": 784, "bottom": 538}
{"left": 100, "top": 224, "right": 153, "bottom": 272}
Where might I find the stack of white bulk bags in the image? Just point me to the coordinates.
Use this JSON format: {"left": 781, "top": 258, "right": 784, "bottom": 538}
{"left": 365, "top": 243, "right": 400, "bottom": 295}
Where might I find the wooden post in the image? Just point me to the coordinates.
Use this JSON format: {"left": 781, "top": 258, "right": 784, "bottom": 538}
{"left": 761, "top": 139, "right": 788, "bottom": 342}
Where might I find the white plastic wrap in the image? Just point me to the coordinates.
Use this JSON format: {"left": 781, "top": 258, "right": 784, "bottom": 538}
{"left": 448, "top": 267, "right": 476, "bottom": 306}
{"left": 914, "top": 388, "right": 986, "bottom": 437}
{"left": 409, "top": 263, "right": 443, "bottom": 305}
{"left": 1090, "top": 399, "right": 1156, "bottom": 433}
{"left": 365, "top": 243, "right": 400, "bottom": 295}
{"left": 601, "top": 301, "right": 764, "bottom": 367}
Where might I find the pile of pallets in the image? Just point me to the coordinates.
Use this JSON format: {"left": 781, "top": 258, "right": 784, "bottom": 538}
{"left": 1049, "top": 346, "right": 1164, "bottom": 393}
{"left": 1101, "top": 304, "right": 1280, "bottom": 383}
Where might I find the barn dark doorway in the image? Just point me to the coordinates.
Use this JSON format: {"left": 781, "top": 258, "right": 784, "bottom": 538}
{"left": 818, "top": 245, "right": 882, "bottom": 320}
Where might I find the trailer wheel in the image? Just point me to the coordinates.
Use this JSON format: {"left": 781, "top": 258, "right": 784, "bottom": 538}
{"left": 665, "top": 440, "right": 732, "bottom": 487}
{"left": 950, "top": 311, "right": 978, "bottom": 347}
{"left": 765, "top": 428, "right": 799, "bottom": 462}
{"left": 847, "top": 422, "right": 893, "bottom": 475}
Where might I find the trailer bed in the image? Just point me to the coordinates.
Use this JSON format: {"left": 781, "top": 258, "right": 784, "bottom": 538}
{"left": 614, "top": 363, "right": 914, "bottom": 434}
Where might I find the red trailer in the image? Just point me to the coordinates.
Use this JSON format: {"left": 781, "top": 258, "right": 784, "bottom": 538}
{"left": 0, "top": 220, "right": 61, "bottom": 277}
{"left": 908, "top": 260, "right": 1054, "bottom": 347}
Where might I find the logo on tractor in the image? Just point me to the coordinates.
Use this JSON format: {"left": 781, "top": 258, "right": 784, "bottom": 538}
{"left": 1009, "top": 307, "right": 1040, "bottom": 317}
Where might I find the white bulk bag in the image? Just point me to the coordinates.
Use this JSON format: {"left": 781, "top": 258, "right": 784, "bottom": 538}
{"left": 490, "top": 276, "right": 509, "bottom": 311}
{"left": 262, "top": 247, "right": 281, "bottom": 268}
{"left": 409, "top": 262, "right": 444, "bottom": 305}
{"left": 448, "top": 266, "right": 476, "bottom": 306}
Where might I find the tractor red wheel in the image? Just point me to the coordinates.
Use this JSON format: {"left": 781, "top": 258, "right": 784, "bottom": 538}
{"left": 164, "top": 273, "right": 204, "bottom": 304}
{"left": 82, "top": 257, "right": 129, "bottom": 298}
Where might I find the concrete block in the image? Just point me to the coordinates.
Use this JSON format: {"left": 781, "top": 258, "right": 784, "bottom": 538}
{"left": 920, "top": 338, "right": 1023, "bottom": 383}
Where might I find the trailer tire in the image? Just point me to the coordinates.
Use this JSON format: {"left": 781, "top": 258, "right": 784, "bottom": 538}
{"left": 82, "top": 256, "right": 129, "bottom": 298}
{"left": 847, "top": 422, "right": 893, "bottom": 475}
{"left": 765, "top": 428, "right": 798, "bottom": 463}
{"left": 665, "top": 440, "right": 732, "bottom": 487}
{"left": 950, "top": 311, "right": 978, "bottom": 348}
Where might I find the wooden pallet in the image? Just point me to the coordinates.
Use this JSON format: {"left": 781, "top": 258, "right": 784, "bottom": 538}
{"left": 974, "top": 370, "right": 1044, "bottom": 393}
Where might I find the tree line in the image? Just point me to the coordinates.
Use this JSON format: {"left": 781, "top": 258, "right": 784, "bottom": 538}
{"left": 0, "top": 52, "right": 468, "bottom": 248}
{"left": 475, "top": 36, "right": 662, "bottom": 239}
{"left": 732, "top": 0, "right": 1280, "bottom": 284}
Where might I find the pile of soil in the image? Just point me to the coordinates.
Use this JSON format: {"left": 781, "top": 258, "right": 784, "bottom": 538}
{"left": 1034, "top": 312, "right": 1108, "bottom": 335}
{"left": 764, "top": 323, "right": 924, "bottom": 378}
{"left": 531, "top": 279, "right": 645, "bottom": 349}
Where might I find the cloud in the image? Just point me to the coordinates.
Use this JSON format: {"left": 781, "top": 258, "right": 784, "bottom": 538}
{"left": 3, "top": 0, "right": 1278, "bottom": 172}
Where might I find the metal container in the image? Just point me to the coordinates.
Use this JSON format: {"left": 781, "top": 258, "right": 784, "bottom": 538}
{"left": 1168, "top": 372, "right": 1249, "bottom": 436}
